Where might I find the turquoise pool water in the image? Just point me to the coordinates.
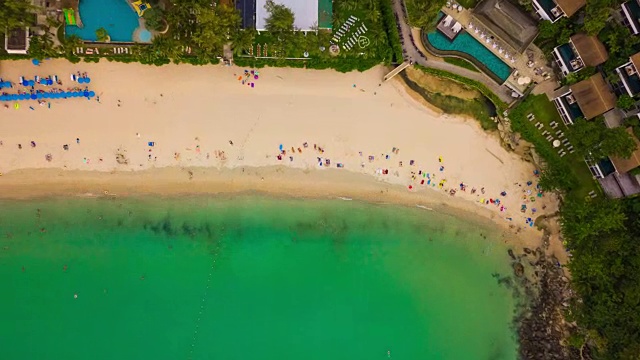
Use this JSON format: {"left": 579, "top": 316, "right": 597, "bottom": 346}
{"left": 427, "top": 31, "right": 512, "bottom": 82}
{"left": 66, "top": 0, "right": 140, "bottom": 42}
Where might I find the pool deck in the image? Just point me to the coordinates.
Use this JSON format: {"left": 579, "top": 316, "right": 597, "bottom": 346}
{"left": 441, "top": 6, "right": 554, "bottom": 94}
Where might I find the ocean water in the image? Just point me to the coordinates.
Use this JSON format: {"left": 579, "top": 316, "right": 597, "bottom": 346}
{"left": 0, "top": 196, "right": 519, "bottom": 359}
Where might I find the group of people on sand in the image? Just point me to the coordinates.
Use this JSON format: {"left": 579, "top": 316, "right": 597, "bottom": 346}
{"left": 271, "top": 141, "right": 547, "bottom": 229}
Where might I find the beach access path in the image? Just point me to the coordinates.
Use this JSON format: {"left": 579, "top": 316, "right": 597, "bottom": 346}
{"left": 391, "top": 0, "right": 516, "bottom": 104}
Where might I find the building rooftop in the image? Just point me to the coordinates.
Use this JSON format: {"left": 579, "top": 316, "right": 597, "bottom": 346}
{"left": 472, "top": 0, "right": 538, "bottom": 53}
{"left": 555, "top": 0, "right": 586, "bottom": 17}
{"left": 631, "top": 52, "right": 640, "bottom": 70}
{"left": 6, "top": 28, "right": 27, "bottom": 51}
{"left": 611, "top": 128, "right": 640, "bottom": 173}
{"left": 236, "top": 0, "right": 256, "bottom": 29}
{"left": 256, "top": 0, "right": 319, "bottom": 31}
{"left": 570, "top": 33, "right": 608, "bottom": 67}
{"left": 570, "top": 74, "right": 617, "bottom": 120}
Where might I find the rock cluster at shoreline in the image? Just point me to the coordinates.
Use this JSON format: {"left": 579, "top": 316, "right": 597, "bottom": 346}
{"left": 510, "top": 237, "right": 583, "bottom": 360}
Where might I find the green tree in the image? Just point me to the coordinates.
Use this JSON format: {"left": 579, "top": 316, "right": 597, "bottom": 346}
{"left": 617, "top": 94, "right": 636, "bottom": 110}
{"left": 59, "top": 34, "right": 83, "bottom": 58}
{"left": 264, "top": 0, "right": 295, "bottom": 34}
{"left": 405, "top": 0, "right": 445, "bottom": 30}
{"left": 0, "top": 0, "right": 36, "bottom": 30}
{"left": 562, "top": 197, "right": 640, "bottom": 358}
{"left": 95, "top": 27, "right": 109, "bottom": 42}
{"left": 568, "top": 118, "right": 637, "bottom": 160}
{"left": 143, "top": 7, "right": 165, "bottom": 31}
{"left": 231, "top": 28, "right": 256, "bottom": 56}
{"left": 191, "top": 4, "right": 240, "bottom": 59}
{"left": 583, "top": 1, "right": 610, "bottom": 36}
{"left": 28, "top": 33, "right": 57, "bottom": 59}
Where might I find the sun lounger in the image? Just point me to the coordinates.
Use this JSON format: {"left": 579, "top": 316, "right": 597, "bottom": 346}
{"left": 546, "top": 135, "right": 554, "bottom": 141}
{"left": 542, "top": 130, "right": 549, "bottom": 135}
{"left": 560, "top": 152, "right": 566, "bottom": 157}
{"left": 569, "top": 149, "right": 575, "bottom": 154}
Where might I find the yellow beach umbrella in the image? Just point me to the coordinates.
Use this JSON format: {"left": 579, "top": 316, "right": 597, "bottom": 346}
{"left": 14, "top": 103, "right": 19, "bottom": 109}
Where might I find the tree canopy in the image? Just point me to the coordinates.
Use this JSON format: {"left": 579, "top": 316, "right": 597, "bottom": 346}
{"left": 562, "top": 197, "right": 640, "bottom": 358}
{"left": 264, "top": 0, "right": 295, "bottom": 34}
{"left": 143, "top": 7, "right": 166, "bottom": 32}
{"left": 567, "top": 118, "right": 637, "bottom": 160}
{"left": 0, "top": 0, "right": 35, "bottom": 31}
{"left": 404, "top": 0, "right": 445, "bottom": 30}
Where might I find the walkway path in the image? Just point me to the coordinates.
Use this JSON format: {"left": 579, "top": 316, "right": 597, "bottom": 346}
{"left": 391, "top": 0, "right": 515, "bottom": 104}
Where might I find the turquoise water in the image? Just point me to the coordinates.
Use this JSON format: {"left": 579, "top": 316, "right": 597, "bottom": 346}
{"left": 65, "top": 0, "right": 139, "bottom": 42}
{"left": 427, "top": 31, "right": 512, "bottom": 82}
{"left": 0, "top": 196, "right": 520, "bottom": 359}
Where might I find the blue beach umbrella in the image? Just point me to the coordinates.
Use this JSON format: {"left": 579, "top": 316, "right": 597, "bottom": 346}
{"left": 89, "top": 91, "right": 95, "bottom": 97}
{"left": 85, "top": 78, "right": 91, "bottom": 83}
{"left": 28, "top": 80, "right": 35, "bottom": 87}
{"left": 22, "top": 80, "right": 28, "bottom": 86}
{"left": 0, "top": 95, "right": 6, "bottom": 101}
{"left": 32, "top": 59, "right": 40, "bottom": 66}
{"left": 47, "top": 79, "right": 53, "bottom": 85}
{"left": 83, "top": 91, "right": 89, "bottom": 97}
{"left": 78, "top": 78, "right": 85, "bottom": 84}
{"left": 30, "top": 94, "right": 37, "bottom": 100}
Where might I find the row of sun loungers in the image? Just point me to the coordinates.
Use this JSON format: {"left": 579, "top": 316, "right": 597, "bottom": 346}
{"left": 528, "top": 113, "right": 575, "bottom": 156}
{"left": 331, "top": 15, "right": 369, "bottom": 51}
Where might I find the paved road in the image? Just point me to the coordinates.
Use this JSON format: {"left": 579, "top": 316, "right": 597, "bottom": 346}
{"left": 391, "top": 0, "right": 515, "bottom": 104}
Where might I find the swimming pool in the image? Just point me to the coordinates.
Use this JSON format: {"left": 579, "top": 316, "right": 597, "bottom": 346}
{"left": 426, "top": 31, "right": 512, "bottom": 83}
{"left": 65, "top": 0, "right": 140, "bottom": 42}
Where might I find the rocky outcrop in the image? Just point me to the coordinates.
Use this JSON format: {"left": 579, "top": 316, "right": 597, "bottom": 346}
{"left": 510, "top": 237, "right": 584, "bottom": 360}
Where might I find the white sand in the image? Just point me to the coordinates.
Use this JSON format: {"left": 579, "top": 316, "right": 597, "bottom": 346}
{"left": 0, "top": 59, "right": 559, "bottom": 245}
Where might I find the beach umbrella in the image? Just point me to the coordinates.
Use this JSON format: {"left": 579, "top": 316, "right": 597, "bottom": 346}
{"left": 85, "top": 78, "right": 91, "bottom": 83}
{"left": 0, "top": 95, "right": 6, "bottom": 101}
{"left": 30, "top": 94, "right": 37, "bottom": 100}
{"left": 47, "top": 79, "right": 53, "bottom": 86}
{"left": 76, "top": 92, "right": 82, "bottom": 97}
{"left": 22, "top": 80, "right": 29, "bottom": 86}
{"left": 89, "top": 91, "right": 95, "bottom": 97}
{"left": 83, "top": 91, "right": 89, "bottom": 97}
{"left": 32, "top": 59, "right": 40, "bottom": 66}
{"left": 14, "top": 103, "right": 19, "bottom": 109}
{"left": 37, "top": 93, "right": 43, "bottom": 99}
{"left": 28, "top": 80, "right": 35, "bottom": 87}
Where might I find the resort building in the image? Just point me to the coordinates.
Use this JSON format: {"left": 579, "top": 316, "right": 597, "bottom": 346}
{"left": 4, "top": 28, "right": 30, "bottom": 54}
{"left": 470, "top": 0, "right": 538, "bottom": 54}
{"left": 532, "top": 0, "right": 585, "bottom": 23}
{"left": 255, "top": 0, "right": 332, "bottom": 32}
{"left": 597, "top": 128, "right": 640, "bottom": 198}
{"left": 621, "top": 0, "right": 640, "bottom": 35}
{"left": 236, "top": 0, "right": 257, "bottom": 29}
{"left": 616, "top": 52, "right": 640, "bottom": 97}
{"left": 551, "top": 73, "right": 617, "bottom": 125}
{"left": 552, "top": 34, "right": 608, "bottom": 77}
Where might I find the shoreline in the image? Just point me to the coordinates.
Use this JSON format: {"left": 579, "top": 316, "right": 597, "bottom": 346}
{"left": 0, "top": 165, "right": 543, "bottom": 248}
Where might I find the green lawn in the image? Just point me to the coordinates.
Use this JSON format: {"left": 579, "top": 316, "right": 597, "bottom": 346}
{"left": 443, "top": 57, "right": 479, "bottom": 72}
{"left": 509, "top": 95, "right": 598, "bottom": 200}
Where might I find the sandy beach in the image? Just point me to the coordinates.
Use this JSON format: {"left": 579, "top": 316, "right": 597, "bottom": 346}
{"left": 0, "top": 59, "right": 559, "bottom": 248}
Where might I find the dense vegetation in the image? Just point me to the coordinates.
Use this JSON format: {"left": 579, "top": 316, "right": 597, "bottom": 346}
{"left": 0, "top": 0, "right": 402, "bottom": 72}
{"left": 562, "top": 197, "right": 640, "bottom": 359}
